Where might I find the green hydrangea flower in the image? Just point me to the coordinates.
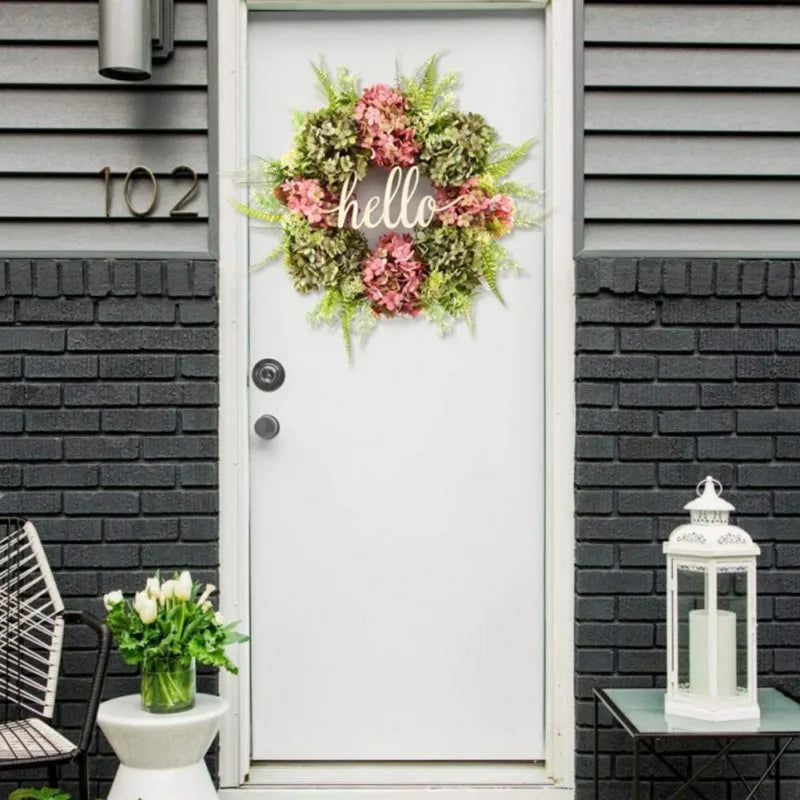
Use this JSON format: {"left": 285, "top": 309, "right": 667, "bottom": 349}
{"left": 413, "top": 226, "right": 485, "bottom": 314}
{"left": 419, "top": 112, "right": 496, "bottom": 186}
{"left": 284, "top": 216, "right": 369, "bottom": 294}
{"left": 295, "top": 108, "right": 369, "bottom": 192}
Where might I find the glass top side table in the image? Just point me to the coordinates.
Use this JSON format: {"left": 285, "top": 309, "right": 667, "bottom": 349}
{"left": 593, "top": 687, "right": 800, "bottom": 800}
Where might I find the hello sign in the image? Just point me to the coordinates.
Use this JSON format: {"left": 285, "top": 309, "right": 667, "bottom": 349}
{"left": 330, "top": 166, "right": 458, "bottom": 230}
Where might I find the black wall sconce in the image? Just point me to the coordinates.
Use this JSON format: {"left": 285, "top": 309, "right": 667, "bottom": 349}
{"left": 99, "top": 0, "right": 175, "bottom": 81}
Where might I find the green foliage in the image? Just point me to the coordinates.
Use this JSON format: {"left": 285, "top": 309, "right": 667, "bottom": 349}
{"left": 104, "top": 574, "right": 248, "bottom": 675}
{"left": 311, "top": 59, "right": 360, "bottom": 111}
{"left": 399, "top": 53, "right": 458, "bottom": 135}
{"left": 10, "top": 790, "right": 71, "bottom": 800}
{"left": 230, "top": 200, "right": 283, "bottom": 226}
{"left": 294, "top": 107, "right": 369, "bottom": 191}
{"left": 285, "top": 216, "right": 368, "bottom": 295}
{"left": 308, "top": 276, "right": 373, "bottom": 357}
{"left": 419, "top": 112, "right": 496, "bottom": 186}
{"left": 486, "top": 139, "right": 534, "bottom": 179}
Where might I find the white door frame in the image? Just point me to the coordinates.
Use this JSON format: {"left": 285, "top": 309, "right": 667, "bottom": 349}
{"left": 216, "top": 0, "right": 575, "bottom": 796}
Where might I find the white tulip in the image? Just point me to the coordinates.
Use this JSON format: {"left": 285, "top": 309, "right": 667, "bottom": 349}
{"left": 197, "top": 583, "right": 216, "bottom": 606}
{"left": 214, "top": 611, "right": 224, "bottom": 625}
{"left": 174, "top": 571, "right": 192, "bottom": 601}
{"left": 202, "top": 600, "right": 212, "bottom": 612}
{"left": 103, "top": 590, "right": 124, "bottom": 611}
{"left": 159, "top": 579, "right": 176, "bottom": 604}
{"left": 133, "top": 590, "right": 157, "bottom": 625}
{"left": 145, "top": 576, "right": 160, "bottom": 599}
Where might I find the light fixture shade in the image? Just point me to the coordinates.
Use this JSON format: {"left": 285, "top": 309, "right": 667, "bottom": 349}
{"left": 99, "top": 0, "right": 152, "bottom": 81}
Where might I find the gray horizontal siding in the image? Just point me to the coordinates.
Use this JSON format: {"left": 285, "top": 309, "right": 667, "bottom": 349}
{"left": 0, "top": 2, "right": 207, "bottom": 43}
{"left": 578, "top": 2, "right": 800, "bottom": 256}
{"left": 0, "top": 0, "right": 210, "bottom": 256}
{"left": 0, "top": 177, "right": 209, "bottom": 218}
{"left": 0, "top": 133, "right": 208, "bottom": 173}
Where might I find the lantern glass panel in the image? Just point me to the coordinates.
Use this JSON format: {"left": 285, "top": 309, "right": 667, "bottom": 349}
{"left": 676, "top": 565, "right": 706, "bottom": 693}
{"left": 716, "top": 566, "right": 749, "bottom": 695}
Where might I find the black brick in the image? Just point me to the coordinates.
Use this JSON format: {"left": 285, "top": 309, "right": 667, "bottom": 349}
{"left": 577, "top": 298, "right": 656, "bottom": 324}
{"left": 576, "top": 327, "right": 615, "bottom": 352}
{"left": 575, "top": 435, "right": 614, "bottom": 459}
{"left": 0, "top": 438, "right": 61, "bottom": 461}
{"left": 741, "top": 262, "right": 767, "bottom": 295}
{"left": 740, "top": 465, "right": 800, "bottom": 487}
{"left": 699, "top": 329, "right": 775, "bottom": 352}
{"left": 63, "top": 492, "right": 139, "bottom": 515}
{"left": 662, "top": 299, "right": 737, "bottom": 325}
{"left": 97, "top": 298, "right": 176, "bottom": 323}
{"left": 63, "top": 384, "right": 138, "bottom": 406}
{"left": 658, "top": 463, "right": 734, "bottom": 487}
{"left": 17, "top": 299, "right": 93, "bottom": 322}
{"left": 741, "top": 300, "right": 800, "bottom": 325}
{"left": 619, "top": 436, "right": 694, "bottom": 460}
{"left": 98, "top": 355, "right": 175, "bottom": 379}
{"left": 105, "top": 518, "right": 179, "bottom": 541}
{"left": 0, "top": 412, "right": 23, "bottom": 432}
{"left": 181, "top": 409, "right": 217, "bottom": 432}
{"left": 0, "top": 357, "right": 21, "bottom": 378}
{"left": 63, "top": 437, "right": 139, "bottom": 461}
{"left": 739, "top": 410, "right": 800, "bottom": 433}
{"left": 25, "top": 356, "right": 97, "bottom": 379}
{"left": 86, "top": 260, "right": 111, "bottom": 297}
{"left": 0, "top": 328, "right": 64, "bottom": 352}
{"left": 112, "top": 261, "right": 137, "bottom": 295}
{"left": 779, "top": 383, "right": 800, "bottom": 405}
{"left": 701, "top": 384, "right": 775, "bottom": 408}
{"left": 142, "top": 436, "right": 217, "bottom": 459}
{"left": 576, "top": 463, "right": 655, "bottom": 487}
{"left": 139, "top": 382, "right": 218, "bottom": 406}
{"left": 100, "top": 464, "right": 175, "bottom": 487}
{"left": 577, "top": 355, "right": 655, "bottom": 380}
{"left": 575, "top": 490, "right": 613, "bottom": 514}
{"left": 658, "top": 410, "right": 734, "bottom": 434}
{"left": 60, "top": 261, "right": 84, "bottom": 295}
{"left": 0, "top": 492, "right": 61, "bottom": 515}
{"left": 688, "top": 260, "right": 714, "bottom": 296}
{"left": 179, "top": 301, "right": 217, "bottom": 325}
{"left": 8, "top": 259, "right": 32, "bottom": 295}
{"left": 166, "top": 262, "right": 191, "bottom": 296}
{"left": 180, "top": 518, "right": 217, "bottom": 541}
{"left": 578, "top": 409, "right": 653, "bottom": 433}
{"left": 102, "top": 409, "right": 177, "bottom": 433}
{"left": 180, "top": 355, "right": 218, "bottom": 378}
{"left": 179, "top": 463, "right": 218, "bottom": 486}
{"left": 0, "top": 385, "right": 60, "bottom": 407}
{"left": 767, "top": 261, "right": 792, "bottom": 297}
{"left": 26, "top": 410, "right": 99, "bottom": 432}
{"left": 619, "top": 384, "right": 696, "bottom": 408}
{"left": 25, "top": 465, "right": 97, "bottom": 487}
{"left": 738, "top": 356, "right": 800, "bottom": 380}
{"left": 139, "top": 262, "right": 163, "bottom": 294}
{"left": 637, "top": 260, "right": 661, "bottom": 295}
{"left": 193, "top": 262, "right": 216, "bottom": 297}
{"left": 576, "top": 517, "right": 655, "bottom": 541}
{"left": 698, "top": 436, "right": 772, "bottom": 461}
{"left": 658, "top": 356, "right": 734, "bottom": 380}
{"left": 715, "top": 261, "right": 740, "bottom": 295}
{"left": 777, "top": 330, "right": 800, "bottom": 352}
{"left": 142, "top": 544, "right": 217, "bottom": 567}
{"left": 141, "top": 490, "right": 218, "bottom": 513}
{"left": 577, "top": 383, "right": 615, "bottom": 406}
{"left": 575, "top": 260, "right": 599, "bottom": 294}
{"left": 63, "top": 544, "right": 138, "bottom": 568}
{"left": 620, "top": 329, "right": 695, "bottom": 352}
{"left": 663, "top": 262, "right": 687, "bottom": 295}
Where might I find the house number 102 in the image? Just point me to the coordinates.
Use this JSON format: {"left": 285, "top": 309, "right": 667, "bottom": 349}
{"left": 99, "top": 165, "right": 200, "bottom": 218}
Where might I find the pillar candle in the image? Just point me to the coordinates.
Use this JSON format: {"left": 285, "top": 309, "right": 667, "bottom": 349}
{"left": 689, "top": 608, "right": 737, "bottom": 697}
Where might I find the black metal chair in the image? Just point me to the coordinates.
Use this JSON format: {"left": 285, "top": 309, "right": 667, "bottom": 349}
{"left": 0, "top": 518, "right": 111, "bottom": 800}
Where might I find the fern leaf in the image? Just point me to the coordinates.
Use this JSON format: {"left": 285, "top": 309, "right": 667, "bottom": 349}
{"left": 486, "top": 139, "right": 534, "bottom": 179}
{"left": 420, "top": 53, "right": 440, "bottom": 112}
{"left": 482, "top": 260, "right": 504, "bottom": 305}
{"left": 230, "top": 200, "right": 283, "bottom": 225}
{"left": 311, "top": 59, "right": 338, "bottom": 106}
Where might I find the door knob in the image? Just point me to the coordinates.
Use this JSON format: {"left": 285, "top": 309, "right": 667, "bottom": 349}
{"left": 254, "top": 414, "right": 280, "bottom": 440}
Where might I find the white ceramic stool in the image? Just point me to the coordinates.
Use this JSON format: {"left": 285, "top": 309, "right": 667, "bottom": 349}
{"left": 97, "top": 693, "right": 229, "bottom": 800}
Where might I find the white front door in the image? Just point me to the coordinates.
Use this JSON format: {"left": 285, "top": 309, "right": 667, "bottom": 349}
{"left": 247, "top": 8, "right": 546, "bottom": 765}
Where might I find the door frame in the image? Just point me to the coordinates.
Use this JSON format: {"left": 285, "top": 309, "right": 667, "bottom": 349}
{"left": 215, "top": 0, "right": 575, "bottom": 795}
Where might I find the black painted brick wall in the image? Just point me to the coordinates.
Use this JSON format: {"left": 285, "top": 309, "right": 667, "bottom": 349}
{"left": 575, "top": 258, "right": 800, "bottom": 800}
{"left": 0, "top": 258, "right": 219, "bottom": 798}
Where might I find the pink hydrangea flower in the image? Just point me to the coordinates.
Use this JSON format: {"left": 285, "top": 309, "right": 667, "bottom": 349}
{"left": 435, "top": 178, "right": 515, "bottom": 236}
{"left": 361, "top": 233, "right": 426, "bottom": 317}
{"left": 276, "top": 178, "right": 338, "bottom": 228}
{"left": 354, "top": 84, "right": 422, "bottom": 168}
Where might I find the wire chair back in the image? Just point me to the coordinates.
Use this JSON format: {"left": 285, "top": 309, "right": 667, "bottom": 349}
{"left": 0, "top": 519, "right": 64, "bottom": 721}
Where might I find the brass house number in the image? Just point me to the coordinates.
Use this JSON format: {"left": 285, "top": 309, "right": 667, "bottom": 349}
{"left": 99, "top": 165, "right": 200, "bottom": 218}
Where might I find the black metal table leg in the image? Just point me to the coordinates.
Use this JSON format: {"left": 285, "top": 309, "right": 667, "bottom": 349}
{"left": 632, "top": 737, "right": 640, "bottom": 800}
{"left": 775, "top": 737, "right": 781, "bottom": 800}
{"left": 594, "top": 694, "right": 600, "bottom": 800}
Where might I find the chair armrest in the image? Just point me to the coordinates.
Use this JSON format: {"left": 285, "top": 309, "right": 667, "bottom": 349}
{"left": 62, "top": 609, "right": 112, "bottom": 755}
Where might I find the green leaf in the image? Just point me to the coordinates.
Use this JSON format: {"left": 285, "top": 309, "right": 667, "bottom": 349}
{"left": 311, "top": 59, "right": 338, "bottom": 106}
{"left": 230, "top": 200, "right": 283, "bottom": 225}
{"left": 10, "top": 789, "right": 71, "bottom": 800}
{"left": 486, "top": 139, "right": 534, "bottom": 179}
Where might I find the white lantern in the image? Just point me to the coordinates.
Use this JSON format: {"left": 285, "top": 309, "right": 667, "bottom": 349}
{"left": 664, "top": 476, "right": 760, "bottom": 722}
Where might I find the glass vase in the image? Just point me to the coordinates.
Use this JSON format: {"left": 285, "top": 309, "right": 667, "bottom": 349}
{"left": 140, "top": 657, "right": 196, "bottom": 713}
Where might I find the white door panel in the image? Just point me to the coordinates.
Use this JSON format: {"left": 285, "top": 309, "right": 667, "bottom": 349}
{"left": 248, "top": 9, "right": 546, "bottom": 762}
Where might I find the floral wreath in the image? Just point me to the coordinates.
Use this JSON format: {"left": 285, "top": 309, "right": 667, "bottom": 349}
{"left": 239, "top": 55, "right": 540, "bottom": 354}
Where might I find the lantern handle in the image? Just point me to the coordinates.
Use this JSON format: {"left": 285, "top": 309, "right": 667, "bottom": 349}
{"left": 696, "top": 475, "right": 723, "bottom": 498}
